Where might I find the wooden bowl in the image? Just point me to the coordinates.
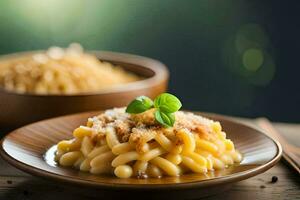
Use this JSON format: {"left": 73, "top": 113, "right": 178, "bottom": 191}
{"left": 0, "top": 111, "right": 282, "bottom": 199}
{"left": 0, "top": 51, "right": 169, "bottom": 128}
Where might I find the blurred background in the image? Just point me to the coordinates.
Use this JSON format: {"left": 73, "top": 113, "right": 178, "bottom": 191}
{"left": 0, "top": 0, "right": 299, "bottom": 122}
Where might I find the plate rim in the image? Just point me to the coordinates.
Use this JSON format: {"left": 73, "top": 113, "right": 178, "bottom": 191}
{"left": 0, "top": 111, "right": 282, "bottom": 190}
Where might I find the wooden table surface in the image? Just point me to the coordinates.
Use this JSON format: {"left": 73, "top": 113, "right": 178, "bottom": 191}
{"left": 0, "top": 122, "right": 299, "bottom": 200}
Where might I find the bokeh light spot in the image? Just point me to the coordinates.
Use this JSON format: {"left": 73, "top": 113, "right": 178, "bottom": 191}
{"left": 242, "top": 48, "right": 264, "bottom": 72}
{"left": 235, "top": 23, "right": 269, "bottom": 54}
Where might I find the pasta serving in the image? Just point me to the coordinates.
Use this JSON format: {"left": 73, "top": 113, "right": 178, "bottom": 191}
{"left": 0, "top": 44, "right": 140, "bottom": 94}
{"left": 55, "top": 94, "right": 242, "bottom": 178}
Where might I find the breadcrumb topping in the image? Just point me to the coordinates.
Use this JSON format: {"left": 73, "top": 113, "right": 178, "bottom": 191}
{"left": 88, "top": 107, "right": 216, "bottom": 144}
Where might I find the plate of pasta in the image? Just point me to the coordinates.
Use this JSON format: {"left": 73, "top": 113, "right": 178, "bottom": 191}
{"left": 0, "top": 93, "right": 282, "bottom": 199}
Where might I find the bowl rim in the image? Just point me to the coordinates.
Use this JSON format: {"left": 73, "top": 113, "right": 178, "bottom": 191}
{"left": 0, "top": 111, "right": 282, "bottom": 190}
{"left": 0, "top": 50, "right": 169, "bottom": 97}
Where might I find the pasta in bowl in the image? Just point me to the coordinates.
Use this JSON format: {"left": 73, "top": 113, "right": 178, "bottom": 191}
{"left": 55, "top": 93, "right": 242, "bottom": 178}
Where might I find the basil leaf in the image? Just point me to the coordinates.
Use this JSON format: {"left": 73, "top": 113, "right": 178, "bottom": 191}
{"left": 155, "top": 110, "right": 175, "bottom": 127}
{"left": 154, "top": 93, "right": 182, "bottom": 113}
{"left": 126, "top": 96, "right": 154, "bottom": 113}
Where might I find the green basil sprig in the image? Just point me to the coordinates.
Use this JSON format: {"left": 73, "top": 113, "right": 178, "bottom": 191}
{"left": 126, "top": 93, "right": 182, "bottom": 127}
{"left": 125, "top": 96, "right": 153, "bottom": 114}
{"left": 154, "top": 110, "right": 175, "bottom": 127}
{"left": 154, "top": 93, "right": 182, "bottom": 113}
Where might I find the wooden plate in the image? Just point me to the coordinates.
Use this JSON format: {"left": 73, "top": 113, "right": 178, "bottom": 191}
{"left": 0, "top": 112, "right": 282, "bottom": 199}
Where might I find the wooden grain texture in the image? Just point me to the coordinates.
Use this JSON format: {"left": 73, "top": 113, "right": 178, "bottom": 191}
{"left": 0, "top": 51, "right": 169, "bottom": 128}
{"left": 257, "top": 118, "right": 300, "bottom": 174}
{"left": 273, "top": 123, "right": 300, "bottom": 148}
{"left": 0, "top": 120, "right": 298, "bottom": 200}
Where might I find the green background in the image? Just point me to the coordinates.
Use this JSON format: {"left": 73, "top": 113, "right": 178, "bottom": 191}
{"left": 0, "top": 0, "right": 299, "bottom": 122}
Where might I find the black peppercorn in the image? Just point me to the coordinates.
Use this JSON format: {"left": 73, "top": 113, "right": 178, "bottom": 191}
{"left": 271, "top": 176, "right": 278, "bottom": 183}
